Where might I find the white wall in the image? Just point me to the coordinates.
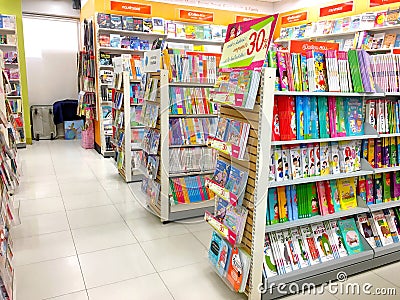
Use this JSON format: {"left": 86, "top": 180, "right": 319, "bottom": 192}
{"left": 273, "top": 0, "right": 334, "bottom": 13}
{"left": 22, "top": 0, "right": 80, "bottom": 18}
{"left": 23, "top": 16, "right": 79, "bottom": 105}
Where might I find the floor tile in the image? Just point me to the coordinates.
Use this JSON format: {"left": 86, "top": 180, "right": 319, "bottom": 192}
{"left": 59, "top": 180, "right": 105, "bottom": 197}
{"left": 114, "top": 201, "right": 150, "bottom": 220}
{"left": 159, "top": 259, "right": 245, "bottom": 300}
{"left": 49, "top": 291, "right": 88, "bottom": 300}
{"left": 15, "top": 256, "right": 85, "bottom": 300}
{"left": 193, "top": 229, "right": 213, "bottom": 249}
{"left": 126, "top": 215, "right": 189, "bottom": 242}
{"left": 105, "top": 188, "right": 136, "bottom": 204}
{"left": 14, "top": 230, "right": 75, "bottom": 266}
{"left": 79, "top": 244, "right": 155, "bottom": 289}
{"left": 182, "top": 217, "right": 212, "bottom": 233}
{"left": 141, "top": 233, "right": 206, "bottom": 272}
{"left": 19, "top": 196, "right": 64, "bottom": 217}
{"left": 373, "top": 262, "right": 400, "bottom": 287}
{"left": 87, "top": 273, "right": 173, "bottom": 300}
{"left": 67, "top": 205, "right": 123, "bottom": 229}
{"left": 72, "top": 222, "right": 137, "bottom": 254}
{"left": 15, "top": 181, "right": 61, "bottom": 200}
{"left": 11, "top": 211, "right": 69, "bottom": 239}
{"left": 56, "top": 171, "right": 98, "bottom": 183}
{"left": 63, "top": 191, "right": 112, "bottom": 211}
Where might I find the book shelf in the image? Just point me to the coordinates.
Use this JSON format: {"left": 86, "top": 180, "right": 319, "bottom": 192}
{"left": 0, "top": 51, "right": 21, "bottom": 300}
{"left": 139, "top": 69, "right": 219, "bottom": 221}
{"left": 0, "top": 16, "right": 25, "bottom": 148}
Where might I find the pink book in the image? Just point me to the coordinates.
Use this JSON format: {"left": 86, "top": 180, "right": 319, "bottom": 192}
{"left": 328, "top": 97, "right": 338, "bottom": 137}
{"left": 316, "top": 181, "right": 329, "bottom": 216}
{"left": 277, "top": 51, "right": 289, "bottom": 91}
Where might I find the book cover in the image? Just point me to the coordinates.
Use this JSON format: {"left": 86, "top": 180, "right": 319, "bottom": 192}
{"left": 338, "top": 218, "right": 364, "bottom": 255}
{"left": 143, "top": 18, "right": 153, "bottom": 32}
{"left": 372, "top": 210, "right": 393, "bottom": 246}
{"left": 282, "top": 230, "right": 300, "bottom": 271}
{"left": 226, "top": 247, "right": 251, "bottom": 292}
{"left": 110, "top": 14, "right": 122, "bottom": 29}
{"left": 209, "top": 231, "right": 222, "bottom": 266}
{"left": 383, "top": 209, "right": 400, "bottom": 243}
{"left": 132, "top": 17, "right": 144, "bottom": 32}
{"left": 122, "top": 16, "right": 134, "bottom": 31}
{"left": 225, "top": 165, "right": 248, "bottom": 205}
{"left": 263, "top": 235, "right": 278, "bottom": 278}
{"left": 311, "top": 222, "right": 335, "bottom": 262}
{"left": 300, "top": 225, "right": 320, "bottom": 265}
{"left": 337, "top": 177, "right": 357, "bottom": 210}
{"left": 290, "top": 227, "right": 310, "bottom": 268}
{"left": 216, "top": 238, "right": 231, "bottom": 276}
{"left": 212, "top": 160, "right": 230, "bottom": 187}
{"left": 357, "top": 213, "right": 377, "bottom": 248}
{"left": 97, "top": 13, "right": 111, "bottom": 28}
{"left": 109, "top": 34, "right": 121, "bottom": 48}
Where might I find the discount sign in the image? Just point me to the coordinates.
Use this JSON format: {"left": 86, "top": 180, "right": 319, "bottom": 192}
{"left": 219, "top": 14, "right": 278, "bottom": 71}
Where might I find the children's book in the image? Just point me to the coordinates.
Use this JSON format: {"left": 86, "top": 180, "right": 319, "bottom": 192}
{"left": 311, "top": 222, "right": 335, "bottom": 262}
{"left": 367, "top": 212, "right": 382, "bottom": 247}
{"left": 216, "top": 238, "right": 231, "bottom": 276}
{"left": 290, "top": 227, "right": 310, "bottom": 269}
{"left": 356, "top": 213, "right": 377, "bottom": 248}
{"left": 263, "top": 235, "right": 277, "bottom": 278}
{"left": 337, "top": 218, "right": 364, "bottom": 255}
{"left": 110, "top": 15, "right": 122, "bottom": 29}
{"left": 383, "top": 209, "right": 400, "bottom": 243}
{"left": 337, "top": 178, "right": 357, "bottom": 210}
{"left": 300, "top": 225, "right": 320, "bottom": 265}
{"left": 328, "top": 220, "right": 348, "bottom": 257}
{"left": 275, "top": 231, "right": 293, "bottom": 274}
{"left": 225, "top": 165, "right": 248, "bottom": 205}
{"left": 212, "top": 160, "right": 231, "bottom": 187}
{"left": 226, "top": 247, "right": 251, "bottom": 292}
{"left": 209, "top": 231, "right": 222, "bottom": 266}
{"left": 282, "top": 230, "right": 300, "bottom": 271}
{"left": 372, "top": 211, "right": 393, "bottom": 246}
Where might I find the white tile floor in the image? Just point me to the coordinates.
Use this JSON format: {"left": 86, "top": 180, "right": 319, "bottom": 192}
{"left": 13, "top": 140, "right": 400, "bottom": 300}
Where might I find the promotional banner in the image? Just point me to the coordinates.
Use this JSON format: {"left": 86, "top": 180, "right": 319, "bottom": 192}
{"left": 235, "top": 15, "right": 255, "bottom": 23}
{"left": 319, "top": 1, "right": 353, "bottom": 17}
{"left": 289, "top": 40, "right": 339, "bottom": 55}
{"left": 281, "top": 12, "right": 308, "bottom": 25}
{"left": 219, "top": 14, "right": 278, "bottom": 71}
{"left": 370, "top": 0, "right": 400, "bottom": 6}
{"left": 178, "top": 9, "right": 214, "bottom": 22}
{"left": 110, "top": 1, "right": 152, "bottom": 14}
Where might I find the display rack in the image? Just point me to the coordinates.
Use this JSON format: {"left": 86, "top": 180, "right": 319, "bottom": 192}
{"left": 140, "top": 69, "right": 218, "bottom": 222}
{"left": 0, "top": 16, "right": 26, "bottom": 148}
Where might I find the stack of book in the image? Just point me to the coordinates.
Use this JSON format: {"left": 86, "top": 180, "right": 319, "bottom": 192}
{"left": 169, "top": 87, "right": 217, "bottom": 115}
{"left": 270, "top": 141, "right": 362, "bottom": 183}
{"left": 169, "top": 147, "right": 217, "bottom": 174}
{"left": 370, "top": 54, "right": 400, "bottom": 93}
{"left": 357, "top": 172, "right": 400, "bottom": 205}
{"left": 366, "top": 99, "right": 400, "bottom": 134}
{"left": 263, "top": 218, "right": 364, "bottom": 278}
{"left": 141, "top": 128, "right": 160, "bottom": 155}
{"left": 99, "top": 33, "right": 150, "bottom": 50}
{"left": 162, "top": 49, "right": 218, "bottom": 83}
{"left": 357, "top": 209, "right": 400, "bottom": 248}
{"left": 273, "top": 95, "right": 364, "bottom": 141}
{"left": 169, "top": 118, "right": 217, "bottom": 146}
{"left": 98, "top": 13, "right": 165, "bottom": 34}
{"left": 268, "top": 177, "right": 358, "bottom": 224}
{"left": 363, "top": 138, "right": 400, "bottom": 169}
{"left": 169, "top": 175, "right": 214, "bottom": 204}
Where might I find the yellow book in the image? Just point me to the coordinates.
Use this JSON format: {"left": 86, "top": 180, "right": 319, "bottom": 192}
{"left": 337, "top": 178, "right": 357, "bottom": 210}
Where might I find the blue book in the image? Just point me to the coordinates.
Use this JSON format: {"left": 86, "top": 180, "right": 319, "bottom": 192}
{"left": 290, "top": 186, "right": 298, "bottom": 220}
{"left": 225, "top": 165, "right": 248, "bottom": 206}
{"left": 209, "top": 231, "right": 222, "bottom": 266}
{"left": 286, "top": 186, "right": 293, "bottom": 221}
{"left": 130, "top": 36, "right": 140, "bottom": 50}
{"left": 310, "top": 96, "right": 319, "bottom": 139}
{"left": 212, "top": 160, "right": 231, "bottom": 187}
{"left": 216, "top": 238, "right": 231, "bottom": 276}
{"left": 268, "top": 188, "right": 279, "bottom": 224}
{"left": 303, "top": 96, "right": 311, "bottom": 139}
{"left": 296, "top": 96, "right": 304, "bottom": 140}
{"left": 394, "top": 34, "right": 400, "bottom": 48}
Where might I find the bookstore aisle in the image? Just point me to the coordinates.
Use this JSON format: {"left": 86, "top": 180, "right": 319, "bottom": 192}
{"left": 12, "top": 142, "right": 400, "bottom": 300}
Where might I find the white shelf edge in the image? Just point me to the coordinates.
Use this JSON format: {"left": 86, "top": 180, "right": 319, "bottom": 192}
{"left": 374, "top": 242, "right": 400, "bottom": 257}
{"left": 169, "top": 114, "right": 218, "bottom": 118}
{"left": 379, "top": 133, "right": 400, "bottom": 138}
{"left": 98, "top": 27, "right": 166, "bottom": 37}
{"left": 167, "top": 37, "right": 224, "bottom": 45}
{"left": 372, "top": 166, "right": 400, "bottom": 174}
{"left": 274, "top": 91, "right": 385, "bottom": 97}
{"left": 98, "top": 47, "right": 147, "bottom": 53}
{"left": 170, "top": 199, "right": 214, "bottom": 213}
{"left": 269, "top": 170, "right": 372, "bottom": 188}
{"left": 369, "top": 201, "right": 400, "bottom": 212}
{"left": 170, "top": 144, "right": 208, "bottom": 148}
{"left": 169, "top": 170, "right": 214, "bottom": 178}
{"left": 169, "top": 82, "right": 216, "bottom": 87}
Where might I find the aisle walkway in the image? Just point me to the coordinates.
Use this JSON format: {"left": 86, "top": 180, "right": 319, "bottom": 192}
{"left": 13, "top": 141, "right": 400, "bottom": 300}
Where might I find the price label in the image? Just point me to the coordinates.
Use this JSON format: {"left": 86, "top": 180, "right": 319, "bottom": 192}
{"left": 206, "top": 178, "right": 238, "bottom": 206}
{"left": 204, "top": 211, "right": 237, "bottom": 245}
{"left": 210, "top": 139, "right": 231, "bottom": 155}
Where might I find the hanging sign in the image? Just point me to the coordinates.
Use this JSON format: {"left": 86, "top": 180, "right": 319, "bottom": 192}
{"left": 281, "top": 12, "right": 308, "bottom": 25}
{"left": 219, "top": 14, "right": 278, "bottom": 71}
{"left": 235, "top": 15, "right": 255, "bottom": 23}
{"left": 370, "top": 0, "right": 400, "bottom": 6}
{"left": 110, "top": 1, "right": 152, "bottom": 15}
{"left": 178, "top": 9, "right": 214, "bottom": 22}
{"left": 289, "top": 40, "right": 339, "bottom": 55}
{"left": 319, "top": 1, "right": 353, "bottom": 17}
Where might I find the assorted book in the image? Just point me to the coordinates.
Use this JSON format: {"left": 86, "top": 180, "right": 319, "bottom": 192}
{"left": 3, "top": 51, "right": 17, "bottom": 64}
{"left": 211, "top": 70, "right": 261, "bottom": 109}
{"left": 209, "top": 231, "right": 251, "bottom": 292}
{"left": 365, "top": 99, "right": 400, "bottom": 134}
{"left": 277, "top": 9, "right": 400, "bottom": 41}
{"left": 141, "top": 128, "right": 160, "bottom": 155}
{"left": 99, "top": 33, "right": 150, "bottom": 50}
{"left": 370, "top": 54, "right": 400, "bottom": 93}
{"left": 357, "top": 209, "right": 400, "bottom": 248}
{"left": 130, "top": 105, "right": 143, "bottom": 127}
{"left": 362, "top": 137, "right": 400, "bottom": 170}
{"left": 169, "top": 87, "right": 217, "bottom": 115}
{"left": 130, "top": 82, "right": 144, "bottom": 105}
{"left": 131, "top": 128, "right": 144, "bottom": 148}
{"left": 263, "top": 218, "right": 364, "bottom": 278}
{"left": 0, "top": 34, "right": 16, "bottom": 45}
{"left": 97, "top": 13, "right": 227, "bottom": 41}
{"left": 140, "top": 102, "right": 159, "bottom": 128}
{"left": 0, "top": 15, "right": 16, "bottom": 29}
{"left": 210, "top": 117, "right": 250, "bottom": 160}
{"left": 209, "top": 160, "right": 249, "bottom": 206}
{"left": 267, "top": 178, "right": 358, "bottom": 225}
{"left": 270, "top": 141, "right": 362, "bottom": 183}
{"left": 357, "top": 171, "right": 400, "bottom": 205}
{"left": 268, "top": 48, "right": 375, "bottom": 93}
{"left": 162, "top": 49, "right": 219, "bottom": 83}
{"left": 169, "top": 147, "right": 217, "bottom": 174}
{"left": 3, "top": 69, "right": 18, "bottom": 81}
{"left": 141, "top": 177, "right": 161, "bottom": 207}
{"left": 273, "top": 95, "right": 364, "bottom": 141}
{"left": 169, "top": 175, "right": 214, "bottom": 204}
{"left": 169, "top": 117, "right": 217, "bottom": 146}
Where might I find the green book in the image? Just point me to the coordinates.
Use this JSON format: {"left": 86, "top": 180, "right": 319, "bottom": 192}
{"left": 337, "top": 218, "right": 364, "bottom": 255}
{"left": 348, "top": 50, "right": 364, "bottom": 93}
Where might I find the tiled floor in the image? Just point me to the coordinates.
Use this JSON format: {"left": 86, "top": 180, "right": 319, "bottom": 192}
{"left": 14, "top": 140, "right": 400, "bottom": 300}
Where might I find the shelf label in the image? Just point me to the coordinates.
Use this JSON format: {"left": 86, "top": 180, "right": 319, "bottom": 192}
{"left": 209, "top": 137, "right": 242, "bottom": 159}
{"left": 178, "top": 9, "right": 214, "bottom": 22}
{"left": 370, "top": 0, "right": 400, "bottom": 6}
{"left": 204, "top": 211, "right": 237, "bottom": 245}
{"left": 289, "top": 40, "right": 339, "bottom": 55}
{"left": 210, "top": 91, "right": 244, "bottom": 107}
{"left": 219, "top": 14, "right": 278, "bottom": 71}
{"left": 110, "top": 1, "right": 152, "bottom": 15}
{"left": 235, "top": 15, "right": 255, "bottom": 23}
{"left": 319, "top": 1, "right": 353, "bottom": 17}
{"left": 206, "top": 178, "right": 238, "bottom": 206}
{"left": 393, "top": 49, "right": 400, "bottom": 54}
{"left": 281, "top": 12, "right": 308, "bottom": 25}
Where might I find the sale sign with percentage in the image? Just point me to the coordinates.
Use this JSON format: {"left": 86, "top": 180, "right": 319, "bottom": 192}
{"left": 219, "top": 14, "right": 278, "bottom": 71}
